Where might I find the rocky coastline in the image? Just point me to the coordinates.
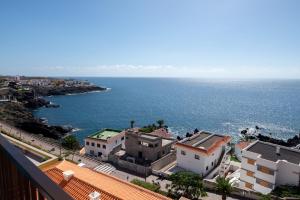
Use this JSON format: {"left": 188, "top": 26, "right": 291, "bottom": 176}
{"left": 0, "top": 76, "right": 106, "bottom": 139}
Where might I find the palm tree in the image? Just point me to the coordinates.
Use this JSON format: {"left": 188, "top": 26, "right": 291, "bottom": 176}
{"left": 157, "top": 120, "right": 164, "bottom": 128}
{"left": 216, "top": 176, "right": 233, "bottom": 200}
{"left": 130, "top": 120, "right": 135, "bottom": 128}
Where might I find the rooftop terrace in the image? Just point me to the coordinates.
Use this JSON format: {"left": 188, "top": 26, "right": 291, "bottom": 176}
{"left": 247, "top": 141, "right": 300, "bottom": 165}
{"left": 88, "top": 129, "right": 122, "bottom": 140}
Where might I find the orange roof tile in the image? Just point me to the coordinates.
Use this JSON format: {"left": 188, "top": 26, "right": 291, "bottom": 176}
{"left": 236, "top": 141, "right": 251, "bottom": 150}
{"left": 44, "top": 161, "right": 171, "bottom": 200}
{"left": 45, "top": 168, "right": 119, "bottom": 200}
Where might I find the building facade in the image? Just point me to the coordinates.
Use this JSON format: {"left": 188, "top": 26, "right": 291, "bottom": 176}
{"left": 125, "top": 129, "right": 175, "bottom": 164}
{"left": 235, "top": 141, "right": 252, "bottom": 161}
{"left": 240, "top": 141, "right": 300, "bottom": 194}
{"left": 175, "top": 131, "right": 231, "bottom": 177}
{"left": 84, "top": 129, "right": 125, "bottom": 161}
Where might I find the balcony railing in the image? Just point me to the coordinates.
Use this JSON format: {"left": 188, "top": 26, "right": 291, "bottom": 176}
{"left": 0, "top": 133, "right": 73, "bottom": 200}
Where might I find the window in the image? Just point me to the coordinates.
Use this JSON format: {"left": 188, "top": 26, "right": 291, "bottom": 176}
{"left": 247, "top": 158, "right": 255, "bottom": 165}
{"left": 246, "top": 170, "right": 254, "bottom": 177}
{"left": 91, "top": 142, "right": 95, "bottom": 147}
{"left": 115, "top": 140, "right": 117, "bottom": 144}
{"left": 256, "top": 178, "right": 273, "bottom": 189}
{"left": 162, "top": 150, "right": 165, "bottom": 155}
{"left": 206, "top": 166, "right": 208, "bottom": 171}
{"left": 103, "top": 145, "right": 106, "bottom": 149}
{"left": 194, "top": 154, "right": 199, "bottom": 160}
{"left": 257, "top": 165, "right": 274, "bottom": 175}
{"left": 245, "top": 182, "right": 253, "bottom": 189}
{"left": 86, "top": 141, "right": 89, "bottom": 146}
{"left": 211, "top": 162, "right": 213, "bottom": 166}
{"left": 90, "top": 150, "right": 94, "bottom": 155}
{"left": 97, "top": 144, "right": 100, "bottom": 148}
{"left": 181, "top": 150, "right": 186, "bottom": 155}
{"left": 98, "top": 152, "right": 102, "bottom": 157}
{"left": 149, "top": 144, "right": 154, "bottom": 148}
{"left": 126, "top": 136, "right": 129, "bottom": 139}
{"left": 121, "top": 136, "right": 124, "bottom": 141}
{"left": 155, "top": 143, "right": 158, "bottom": 147}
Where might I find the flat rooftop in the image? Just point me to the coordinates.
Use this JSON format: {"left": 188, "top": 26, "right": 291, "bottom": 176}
{"left": 88, "top": 129, "right": 121, "bottom": 140}
{"left": 182, "top": 132, "right": 211, "bottom": 146}
{"left": 247, "top": 141, "right": 300, "bottom": 165}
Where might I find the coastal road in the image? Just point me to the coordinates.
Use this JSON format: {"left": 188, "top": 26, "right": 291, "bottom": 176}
{"left": 0, "top": 121, "right": 142, "bottom": 179}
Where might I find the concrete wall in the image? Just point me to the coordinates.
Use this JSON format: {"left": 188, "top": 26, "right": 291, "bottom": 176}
{"left": 151, "top": 151, "right": 176, "bottom": 171}
{"left": 109, "top": 154, "right": 151, "bottom": 176}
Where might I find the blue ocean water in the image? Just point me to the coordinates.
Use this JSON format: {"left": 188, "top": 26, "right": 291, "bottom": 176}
{"left": 34, "top": 78, "right": 300, "bottom": 143}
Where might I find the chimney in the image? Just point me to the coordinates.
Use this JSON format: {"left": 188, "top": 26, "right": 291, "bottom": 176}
{"left": 63, "top": 170, "right": 74, "bottom": 181}
{"left": 89, "top": 191, "right": 100, "bottom": 200}
{"left": 276, "top": 146, "right": 280, "bottom": 155}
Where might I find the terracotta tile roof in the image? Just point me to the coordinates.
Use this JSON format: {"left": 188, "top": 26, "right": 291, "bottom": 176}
{"left": 44, "top": 161, "right": 171, "bottom": 200}
{"left": 45, "top": 168, "right": 119, "bottom": 200}
{"left": 235, "top": 141, "right": 251, "bottom": 150}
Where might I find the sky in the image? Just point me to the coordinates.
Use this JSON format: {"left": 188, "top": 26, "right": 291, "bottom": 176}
{"left": 0, "top": 0, "right": 300, "bottom": 78}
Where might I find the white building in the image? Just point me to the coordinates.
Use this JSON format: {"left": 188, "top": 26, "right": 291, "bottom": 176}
{"left": 84, "top": 129, "right": 125, "bottom": 161}
{"left": 175, "top": 131, "right": 231, "bottom": 177}
{"left": 235, "top": 141, "right": 252, "bottom": 161}
{"left": 240, "top": 141, "right": 300, "bottom": 194}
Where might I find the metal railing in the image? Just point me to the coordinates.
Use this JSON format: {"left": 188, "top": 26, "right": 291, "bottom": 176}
{"left": 0, "top": 133, "right": 73, "bottom": 200}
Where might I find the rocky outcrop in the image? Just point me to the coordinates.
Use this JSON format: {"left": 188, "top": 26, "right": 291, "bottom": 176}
{"left": 257, "top": 133, "right": 300, "bottom": 147}
{"left": 0, "top": 102, "right": 69, "bottom": 139}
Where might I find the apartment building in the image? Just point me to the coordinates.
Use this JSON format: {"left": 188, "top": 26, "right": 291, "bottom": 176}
{"left": 175, "top": 131, "right": 231, "bottom": 177}
{"left": 240, "top": 141, "right": 300, "bottom": 194}
{"left": 84, "top": 129, "right": 125, "bottom": 160}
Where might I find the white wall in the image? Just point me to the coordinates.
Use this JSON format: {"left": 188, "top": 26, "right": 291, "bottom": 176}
{"left": 276, "top": 161, "right": 300, "bottom": 186}
{"left": 235, "top": 147, "right": 242, "bottom": 161}
{"left": 176, "top": 145, "right": 224, "bottom": 177}
{"left": 84, "top": 133, "right": 125, "bottom": 160}
{"left": 253, "top": 183, "right": 272, "bottom": 194}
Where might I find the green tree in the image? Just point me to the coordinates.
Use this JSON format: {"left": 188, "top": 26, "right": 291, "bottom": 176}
{"left": 215, "top": 176, "right": 233, "bottom": 200}
{"left": 130, "top": 120, "right": 135, "bottom": 128}
{"left": 259, "top": 194, "right": 272, "bottom": 200}
{"left": 61, "top": 135, "right": 80, "bottom": 161}
{"left": 157, "top": 120, "right": 164, "bottom": 128}
{"left": 167, "top": 171, "right": 207, "bottom": 199}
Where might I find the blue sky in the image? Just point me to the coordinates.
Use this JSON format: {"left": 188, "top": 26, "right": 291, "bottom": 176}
{"left": 0, "top": 0, "right": 300, "bottom": 78}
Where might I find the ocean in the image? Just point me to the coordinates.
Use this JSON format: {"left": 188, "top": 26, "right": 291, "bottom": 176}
{"left": 33, "top": 78, "right": 300, "bottom": 143}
